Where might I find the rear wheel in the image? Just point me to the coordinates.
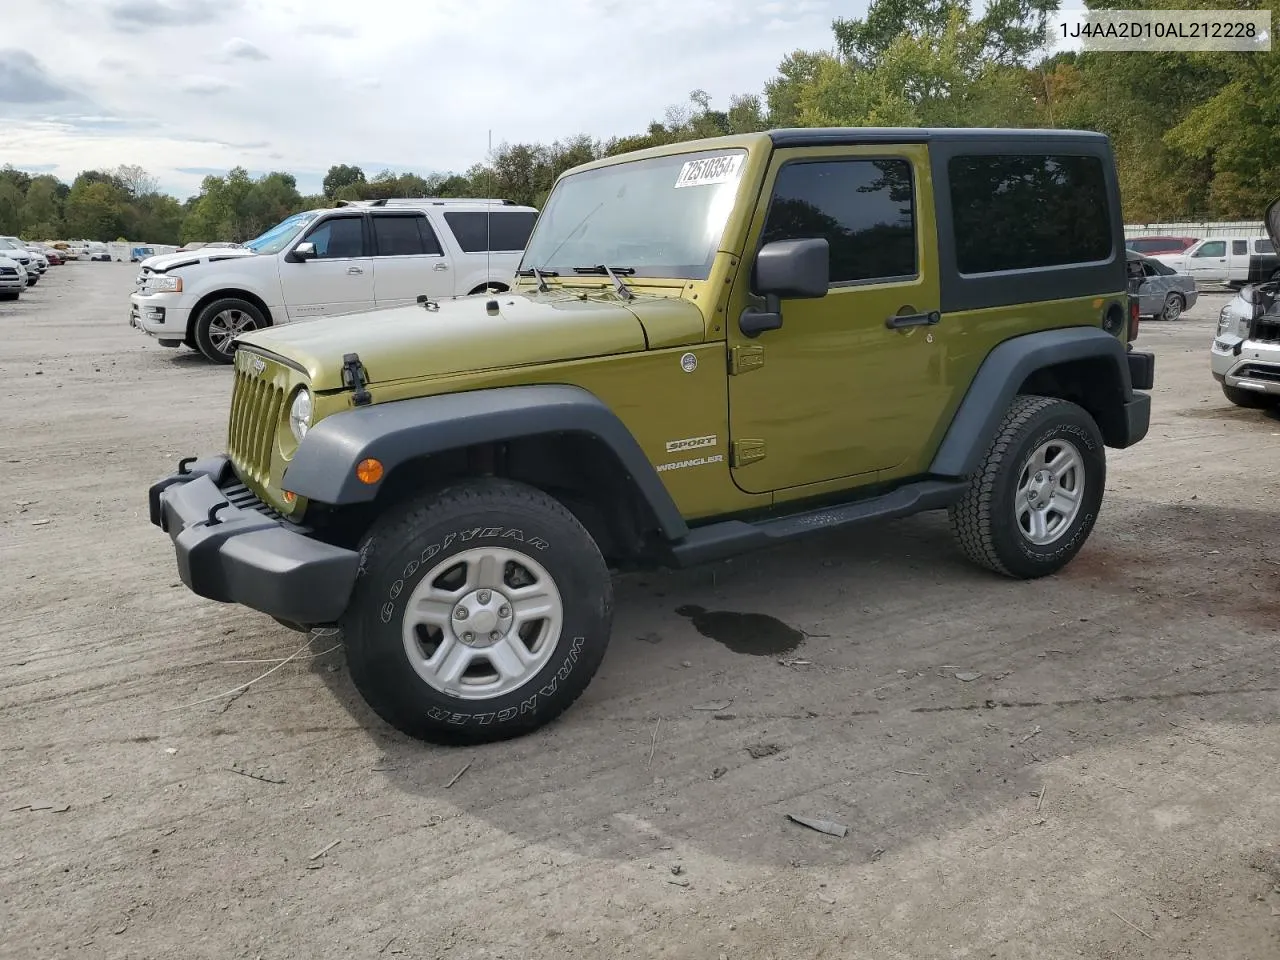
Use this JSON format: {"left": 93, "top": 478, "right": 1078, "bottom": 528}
{"left": 1222, "top": 383, "right": 1279, "bottom": 409}
{"left": 949, "top": 395, "right": 1106, "bottom": 579}
{"left": 193, "top": 297, "right": 266, "bottom": 364}
{"left": 340, "top": 478, "right": 614, "bottom": 745}
{"left": 1160, "top": 293, "right": 1184, "bottom": 321}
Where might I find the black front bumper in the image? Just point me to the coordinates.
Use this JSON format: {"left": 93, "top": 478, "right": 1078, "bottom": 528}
{"left": 148, "top": 455, "right": 360, "bottom": 625}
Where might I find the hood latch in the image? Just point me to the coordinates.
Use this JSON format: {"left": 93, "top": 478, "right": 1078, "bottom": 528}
{"left": 341, "top": 353, "right": 372, "bottom": 406}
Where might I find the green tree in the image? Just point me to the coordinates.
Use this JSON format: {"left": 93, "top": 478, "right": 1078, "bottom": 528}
{"left": 322, "top": 164, "right": 366, "bottom": 198}
{"left": 64, "top": 181, "right": 126, "bottom": 240}
{"left": 0, "top": 180, "right": 22, "bottom": 234}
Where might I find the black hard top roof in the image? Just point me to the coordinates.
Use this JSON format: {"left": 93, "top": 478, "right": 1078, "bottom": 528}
{"left": 767, "top": 127, "right": 1109, "bottom": 148}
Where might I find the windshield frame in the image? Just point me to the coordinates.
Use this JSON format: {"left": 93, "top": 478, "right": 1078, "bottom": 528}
{"left": 518, "top": 146, "right": 751, "bottom": 282}
{"left": 243, "top": 211, "right": 319, "bottom": 255}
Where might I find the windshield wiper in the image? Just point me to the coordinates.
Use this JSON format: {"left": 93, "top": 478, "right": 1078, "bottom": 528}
{"left": 573, "top": 264, "right": 635, "bottom": 301}
{"left": 516, "top": 265, "right": 558, "bottom": 292}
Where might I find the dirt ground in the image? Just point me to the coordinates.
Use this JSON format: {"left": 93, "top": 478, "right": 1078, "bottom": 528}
{"left": 2, "top": 262, "right": 1278, "bottom": 960}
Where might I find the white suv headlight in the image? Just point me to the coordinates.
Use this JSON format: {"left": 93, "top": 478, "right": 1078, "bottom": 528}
{"left": 151, "top": 275, "right": 183, "bottom": 293}
{"left": 289, "top": 388, "right": 313, "bottom": 441}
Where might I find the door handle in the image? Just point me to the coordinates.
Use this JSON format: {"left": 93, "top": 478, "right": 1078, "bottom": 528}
{"left": 347, "top": 266, "right": 363, "bottom": 275}
{"left": 433, "top": 263, "right": 449, "bottom": 271}
{"left": 886, "top": 310, "right": 940, "bottom": 330}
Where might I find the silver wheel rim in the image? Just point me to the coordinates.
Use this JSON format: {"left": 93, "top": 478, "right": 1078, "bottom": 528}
{"left": 207, "top": 308, "right": 258, "bottom": 355}
{"left": 1163, "top": 296, "right": 1181, "bottom": 321}
{"left": 1015, "top": 438, "right": 1085, "bottom": 546}
{"left": 401, "top": 546, "right": 563, "bottom": 700}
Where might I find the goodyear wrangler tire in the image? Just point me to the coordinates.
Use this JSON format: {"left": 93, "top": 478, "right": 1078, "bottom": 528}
{"left": 948, "top": 395, "right": 1106, "bottom": 580}
{"left": 340, "top": 478, "right": 613, "bottom": 745}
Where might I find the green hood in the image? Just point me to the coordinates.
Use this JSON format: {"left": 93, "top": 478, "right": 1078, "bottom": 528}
{"left": 239, "top": 290, "right": 705, "bottom": 391}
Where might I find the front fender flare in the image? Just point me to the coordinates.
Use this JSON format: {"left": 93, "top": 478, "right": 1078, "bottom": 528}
{"left": 282, "top": 384, "right": 689, "bottom": 539}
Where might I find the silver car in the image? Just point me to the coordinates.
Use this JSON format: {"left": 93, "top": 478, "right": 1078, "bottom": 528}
{"left": 1126, "top": 249, "right": 1198, "bottom": 321}
{"left": 1210, "top": 197, "right": 1280, "bottom": 409}
{"left": 0, "top": 239, "right": 37, "bottom": 285}
{"left": 0, "top": 255, "right": 25, "bottom": 300}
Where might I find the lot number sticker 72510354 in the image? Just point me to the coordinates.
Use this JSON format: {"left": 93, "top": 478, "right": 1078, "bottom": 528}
{"left": 675, "top": 154, "right": 745, "bottom": 188}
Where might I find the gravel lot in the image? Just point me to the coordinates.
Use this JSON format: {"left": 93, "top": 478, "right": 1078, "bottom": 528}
{"left": 3, "top": 262, "right": 1278, "bottom": 960}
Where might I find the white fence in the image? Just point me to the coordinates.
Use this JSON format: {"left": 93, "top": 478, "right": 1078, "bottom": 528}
{"left": 1125, "top": 221, "right": 1265, "bottom": 239}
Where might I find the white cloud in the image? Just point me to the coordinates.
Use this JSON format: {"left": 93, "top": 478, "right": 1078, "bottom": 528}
{"left": 179, "top": 75, "right": 236, "bottom": 95}
{"left": 222, "top": 37, "right": 270, "bottom": 62}
{"left": 0, "top": 0, "right": 851, "bottom": 199}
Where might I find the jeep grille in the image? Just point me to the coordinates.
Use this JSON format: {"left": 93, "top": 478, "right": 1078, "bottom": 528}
{"left": 227, "top": 363, "right": 286, "bottom": 490}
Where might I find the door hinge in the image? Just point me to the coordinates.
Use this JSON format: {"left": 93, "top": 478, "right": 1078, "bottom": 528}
{"left": 731, "top": 439, "right": 766, "bottom": 467}
{"left": 728, "top": 344, "right": 765, "bottom": 375}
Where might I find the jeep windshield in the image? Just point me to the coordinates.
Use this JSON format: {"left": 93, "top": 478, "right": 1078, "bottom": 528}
{"left": 243, "top": 211, "right": 319, "bottom": 255}
{"left": 519, "top": 147, "right": 748, "bottom": 281}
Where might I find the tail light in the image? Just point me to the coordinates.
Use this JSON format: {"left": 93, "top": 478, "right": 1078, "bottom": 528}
{"left": 1127, "top": 295, "right": 1140, "bottom": 342}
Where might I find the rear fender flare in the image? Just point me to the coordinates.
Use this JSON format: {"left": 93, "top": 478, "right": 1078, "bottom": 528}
{"left": 930, "top": 326, "right": 1134, "bottom": 478}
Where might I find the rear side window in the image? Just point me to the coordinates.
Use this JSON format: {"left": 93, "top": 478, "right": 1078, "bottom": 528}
{"left": 372, "top": 214, "right": 442, "bottom": 256}
{"left": 948, "top": 154, "right": 1112, "bottom": 274}
{"left": 1257, "top": 239, "right": 1274, "bottom": 253}
{"left": 760, "top": 157, "right": 917, "bottom": 284}
{"left": 444, "top": 211, "right": 538, "bottom": 253}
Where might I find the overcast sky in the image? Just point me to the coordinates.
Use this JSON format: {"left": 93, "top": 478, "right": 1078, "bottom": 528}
{"left": 0, "top": 0, "right": 846, "bottom": 198}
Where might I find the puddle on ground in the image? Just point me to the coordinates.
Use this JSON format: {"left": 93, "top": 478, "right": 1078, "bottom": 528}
{"left": 674, "top": 604, "right": 804, "bottom": 656}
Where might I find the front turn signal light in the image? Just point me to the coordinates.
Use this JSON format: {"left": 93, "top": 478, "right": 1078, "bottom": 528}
{"left": 356, "top": 458, "right": 384, "bottom": 484}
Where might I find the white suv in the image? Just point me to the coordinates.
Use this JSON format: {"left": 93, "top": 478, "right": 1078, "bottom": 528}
{"left": 0, "top": 239, "right": 39, "bottom": 285}
{"left": 129, "top": 197, "right": 540, "bottom": 363}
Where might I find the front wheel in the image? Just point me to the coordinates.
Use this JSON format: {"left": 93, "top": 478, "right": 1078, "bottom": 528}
{"left": 340, "top": 478, "right": 614, "bottom": 745}
{"left": 193, "top": 297, "right": 266, "bottom": 364}
{"left": 949, "top": 395, "right": 1106, "bottom": 579}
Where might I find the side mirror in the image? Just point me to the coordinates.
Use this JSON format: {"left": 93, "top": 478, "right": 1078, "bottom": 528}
{"left": 291, "top": 241, "right": 317, "bottom": 262}
{"left": 755, "top": 238, "right": 830, "bottom": 299}
{"left": 740, "top": 237, "right": 830, "bottom": 338}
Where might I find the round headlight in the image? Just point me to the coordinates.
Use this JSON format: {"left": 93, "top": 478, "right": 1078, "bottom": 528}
{"left": 289, "top": 388, "right": 312, "bottom": 441}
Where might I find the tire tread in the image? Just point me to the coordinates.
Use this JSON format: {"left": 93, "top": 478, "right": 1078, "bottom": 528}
{"left": 344, "top": 477, "right": 611, "bottom": 745}
{"left": 948, "top": 394, "right": 1069, "bottom": 578}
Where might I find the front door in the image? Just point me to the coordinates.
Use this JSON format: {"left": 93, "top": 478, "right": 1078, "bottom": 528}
{"left": 279, "top": 213, "right": 376, "bottom": 320}
{"left": 1185, "top": 239, "right": 1228, "bottom": 282}
{"left": 370, "top": 211, "right": 456, "bottom": 308}
{"left": 726, "top": 144, "right": 949, "bottom": 495}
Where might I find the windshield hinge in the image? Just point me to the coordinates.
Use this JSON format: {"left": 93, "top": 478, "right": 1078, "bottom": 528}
{"left": 341, "top": 352, "right": 372, "bottom": 406}
{"left": 728, "top": 345, "right": 765, "bottom": 376}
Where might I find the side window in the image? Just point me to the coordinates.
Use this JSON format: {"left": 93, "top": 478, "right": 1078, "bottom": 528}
{"left": 372, "top": 214, "right": 441, "bottom": 256}
{"left": 1232, "top": 240, "right": 1248, "bottom": 255}
{"left": 949, "top": 154, "right": 1112, "bottom": 273}
{"left": 1256, "top": 238, "right": 1274, "bottom": 254}
{"left": 760, "top": 158, "right": 916, "bottom": 285}
{"left": 1194, "top": 240, "right": 1226, "bottom": 258}
{"left": 1142, "top": 262, "right": 1159, "bottom": 277}
{"left": 303, "top": 216, "right": 366, "bottom": 259}
{"left": 443, "top": 211, "right": 539, "bottom": 253}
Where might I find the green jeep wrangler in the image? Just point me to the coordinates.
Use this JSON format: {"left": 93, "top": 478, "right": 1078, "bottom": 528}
{"left": 149, "top": 127, "right": 1155, "bottom": 744}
